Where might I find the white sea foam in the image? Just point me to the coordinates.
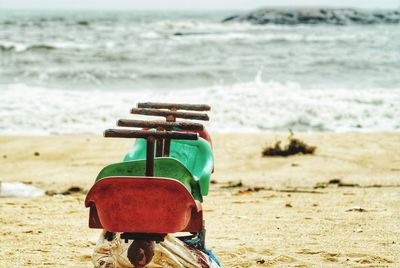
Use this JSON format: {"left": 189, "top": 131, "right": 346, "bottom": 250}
{"left": 0, "top": 40, "right": 91, "bottom": 52}
{"left": 171, "top": 31, "right": 360, "bottom": 44}
{"left": 0, "top": 41, "right": 28, "bottom": 52}
{"left": 0, "top": 81, "right": 399, "bottom": 135}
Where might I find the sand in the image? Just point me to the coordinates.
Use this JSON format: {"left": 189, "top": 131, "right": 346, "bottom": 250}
{"left": 0, "top": 132, "right": 399, "bottom": 267}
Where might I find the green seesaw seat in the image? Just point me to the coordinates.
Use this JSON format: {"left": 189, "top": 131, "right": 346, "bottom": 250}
{"left": 95, "top": 137, "right": 214, "bottom": 201}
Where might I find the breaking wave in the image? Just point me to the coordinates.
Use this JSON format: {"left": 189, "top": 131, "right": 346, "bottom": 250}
{"left": 1, "top": 10, "right": 399, "bottom": 134}
{"left": 0, "top": 81, "right": 399, "bottom": 135}
{"left": 0, "top": 41, "right": 90, "bottom": 53}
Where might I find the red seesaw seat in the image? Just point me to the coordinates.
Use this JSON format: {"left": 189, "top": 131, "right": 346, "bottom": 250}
{"left": 85, "top": 176, "right": 203, "bottom": 233}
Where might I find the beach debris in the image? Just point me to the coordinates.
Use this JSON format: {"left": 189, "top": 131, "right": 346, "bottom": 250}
{"left": 314, "top": 179, "right": 361, "bottom": 189}
{"left": 354, "top": 228, "right": 363, "bottom": 233}
{"left": 45, "top": 186, "right": 86, "bottom": 196}
{"left": 328, "top": 178, "right": 341, "bottom": 184}
{"left": 338, "top": 182, "right": 360, "bottom": 187}
{"left": 34, "top": 151, "right": 40, "bottom": 156}
{"left": 236, "top": 187, "right": 266, "bottom": 195}
{"left": 296, "top": 249, "right": 324, "bottom": 255}
{"left": 314, "top": 182, "right": 328, "bottom": 189}
{"left": 256, "top": 259, "right": 266, "bottom": 264}
{"left": 62, "top": 186, "right": 85, "bottom": 195}
{"left": 0, "top": 181, "right": 44, "bottom": 198}
{"left": 277, "top": 188, "right": 324, "bottom": 194}
{"left": 285, "top": 203, "right": 293, "bottom": 208}
{"left": 93, "top": 233, "right": 220, "bottom": 268}
{"left": 221, "top": 180, "right": 243, "bottom": 188}
{"left": 45, "top": 190, "right": 57, "bottom": 196}
{"left": 222, "top": 183, "right": 325, "bottom": 195}
{"left": 312, "top": 178, "right": 383, "bottom": 189}
{"left": 262, "top": 130, "right": 316, "bottom": 157}
{"left": 346, "top": 206, "right": 367, "bottom": 212}
{"left": 3, "top": 154, "right": 6, "bottom": 159}
{"left": 331, "top": 179, "right": 360, "bottom": 187}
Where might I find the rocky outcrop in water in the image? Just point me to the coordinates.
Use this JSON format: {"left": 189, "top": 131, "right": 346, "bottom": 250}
{"left": 222, "top": 8, "right": 400, "bottom": 25}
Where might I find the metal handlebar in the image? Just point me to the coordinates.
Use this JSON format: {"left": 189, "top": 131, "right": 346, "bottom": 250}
{"left": 137, "top": 102, "right": 210, "bottom": 111}
{"left": 104, "top": 129, "right": 199, "bottom": 140}
{"left": 117, "top": 119, "right": 204, "bottom": 131}
{"left": 130, "top": 108, "right": 209, "bottom": 121}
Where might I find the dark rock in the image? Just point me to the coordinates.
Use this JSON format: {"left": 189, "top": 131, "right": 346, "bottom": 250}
{"left": 222, "top": 8, "right": 400, "bottom": 25}
{"left": 77, "top": 20, "right": 89, "bottom": 26}
{"left": 222, "top": 15, "right": 240, "bottom": 22}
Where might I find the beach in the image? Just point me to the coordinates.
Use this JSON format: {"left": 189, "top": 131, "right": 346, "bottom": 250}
{"left": 1, "top": 6, "right": 400, "bottom": 268}
{"left": 1, "top": 132, "right": 399, "bottom": 267}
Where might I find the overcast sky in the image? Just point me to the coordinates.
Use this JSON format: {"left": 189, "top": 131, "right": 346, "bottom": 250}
{"left": 0, "top": 0, "right": 399, "bottom": 10}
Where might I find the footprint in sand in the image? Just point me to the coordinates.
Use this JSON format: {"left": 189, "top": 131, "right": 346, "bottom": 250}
{"left": 346, "top": 253, "right": 393, "bottom": 265}
{"left": 296, "top": 249, "right": 393, "bottom": 266}
{"left": 79, "top": 254, "right": 92, "bottom": 261}
{"left": 260, "top": 255, "right": 300, "bottom": 266}
{"left": 320, "top": 252, "right": 393, "bottom": 265}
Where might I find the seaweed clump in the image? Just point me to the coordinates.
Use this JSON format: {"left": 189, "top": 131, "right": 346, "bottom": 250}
{"left": 262, "top": 131, "right": 317, "bottom": 157}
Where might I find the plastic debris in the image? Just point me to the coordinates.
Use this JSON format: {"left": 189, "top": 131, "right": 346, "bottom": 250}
{"left": 0, "top": 181, "right": 44, "bottom": 198}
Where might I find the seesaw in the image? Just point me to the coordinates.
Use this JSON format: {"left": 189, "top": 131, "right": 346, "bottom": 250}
{"left": 85, "top": 102, "right": 219, "bottom": 267}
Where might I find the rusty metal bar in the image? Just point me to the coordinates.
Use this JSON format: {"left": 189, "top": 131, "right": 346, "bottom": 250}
{"left": 104, "top": 129, "right": 198, "bottom": 140}
{"left": 155, "top": 126, "right": 165, "bottom": 158}
{"left": 130, "top": 108, "right": 209, "bottom": 121}
{"left": 163, "top": 110, "right": 176, "bottom": 156}
{"left": 156, "top": 139, "right": 163, "bottom": 157}
{"left": 146, "top": 137, "right": 155, "bottom": 176}
{"left": 117, "top": 119, "right": 204, "bottom": 131}
{"left": 163, "top": 140, "right": 171, "bottom": 156}
{"left": 137, "top": 102, "right": 211, "bottom": 111}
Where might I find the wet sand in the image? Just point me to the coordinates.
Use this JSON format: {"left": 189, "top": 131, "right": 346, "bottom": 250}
{"left": 1, "top": 133, "right": 399, "bottom": 267}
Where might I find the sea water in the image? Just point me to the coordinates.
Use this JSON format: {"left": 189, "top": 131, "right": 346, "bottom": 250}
{"left": 0, "top": 10, "right": 399, "bottom": 133}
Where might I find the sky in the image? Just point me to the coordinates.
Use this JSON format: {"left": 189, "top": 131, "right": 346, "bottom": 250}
{"left": 0, "top": 0, "right": 399, "bottom": 10}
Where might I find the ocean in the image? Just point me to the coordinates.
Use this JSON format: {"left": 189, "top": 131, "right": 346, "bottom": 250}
{"left": 1, "top": 10, "right": 399, "bottom": 134}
